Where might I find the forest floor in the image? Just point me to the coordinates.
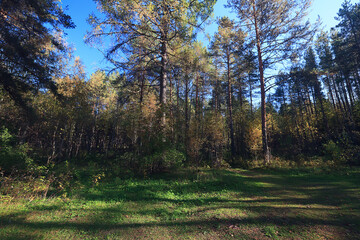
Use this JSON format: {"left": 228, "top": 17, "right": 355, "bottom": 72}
{"left": 1, "top": 168, "right": 360, "bottom": 239}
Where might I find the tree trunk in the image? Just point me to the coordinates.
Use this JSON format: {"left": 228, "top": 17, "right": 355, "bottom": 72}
{"left": 238, "top": 75, "right": 243, "bottom": 109}
{"left": 214, "top": 65, "right": 220, "bottom": 112}
{"left": 160, "top": 35, "right": 168, "bottom": 131}
{"left": 326, "top": 74, "right": 336, "bottom": 108}
{"left": 333, "top": 77, "right": 345, "bottom": 113}
{"left": 139, "top": 66, "right": 145, "bottom": 104}
{"left": 253, "top": 3, "right": 270, "bottom": 164}
{"left": 344, "top": 75, "right": 354, "bottom": 108}
{"left": 340, "top": 80, "right": 351, "bottom": 113}
{"left": 249, "top": 74, "right": 253, "bottom": 116}
{"left": 353, "top": 72, "right": 360, "bottom": 99}
{"left": 226, "top": 49, "right": 235, "bottom": 157}
{"left": 195, "top": 72, "right": 200, "bottom": 119}
{"left": 185, "top": 72, "right": 189, "bottom": 161}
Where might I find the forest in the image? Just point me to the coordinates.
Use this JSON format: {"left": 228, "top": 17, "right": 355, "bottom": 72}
{"left": 0, "top": 0, "right": 360, "bottom": 239}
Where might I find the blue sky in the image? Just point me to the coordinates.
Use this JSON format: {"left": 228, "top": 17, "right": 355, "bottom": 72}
{"left": 60, "top": 0, "right": 357, "bottom": 76}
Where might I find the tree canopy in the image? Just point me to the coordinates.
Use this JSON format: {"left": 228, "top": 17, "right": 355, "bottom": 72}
{"left": 0, "top": 0, "right": 360, "bottom": 175}
{"left": 0, "top": 0, "right": 74, "bottom": 110}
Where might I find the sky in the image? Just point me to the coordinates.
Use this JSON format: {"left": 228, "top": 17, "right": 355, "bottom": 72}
{"left": 60, "top": 0, "right": 357, "bottom": 77}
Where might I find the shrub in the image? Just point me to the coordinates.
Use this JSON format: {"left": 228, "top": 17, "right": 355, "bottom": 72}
{"left": 139, "top": 148, "right": 185, "bottom": 175}
{"left": 0, "top": 173, "right": 54, "bottom": 200}
{"left": 161, "top": 148, "right": 185, "bottom": 170}
{"left": 0, "top": 127, "right": 35, "bottom": 173}
{"left": 323, "top": 140, "right": 343, "bottom": 163}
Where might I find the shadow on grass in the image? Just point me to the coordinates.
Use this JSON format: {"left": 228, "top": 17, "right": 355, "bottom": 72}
{"left": 0, "top": 213, "right": 358, "bottom": 233}
{"left": 79, "top": 170, "right": 264, "bottom": 203}
{"left": 78, "top": 169, "right": 360, "bottom": 209}
{"left": 1, "top": 168, "right": 360, "bottom": 239}
{"left": 0, "top": 232, "right": 41, "bottom": 240}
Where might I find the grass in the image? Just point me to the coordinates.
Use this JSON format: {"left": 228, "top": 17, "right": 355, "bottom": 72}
{"left": 1, "top": 168, "right": 360, "bottom": 239}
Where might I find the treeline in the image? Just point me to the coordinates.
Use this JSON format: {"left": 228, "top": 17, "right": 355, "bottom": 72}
{"left": 1, "top": 0, "right": 360, "bottom": 177}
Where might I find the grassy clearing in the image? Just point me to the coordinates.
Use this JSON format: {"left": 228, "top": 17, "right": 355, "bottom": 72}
{"left": 1, "top": 168, "right": 360, "bottom": 239}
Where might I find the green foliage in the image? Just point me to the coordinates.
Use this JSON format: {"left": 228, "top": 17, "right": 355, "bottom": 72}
{"left": 263, "top": 226, "right": 280, "bottom": 239}
{"left": 0, "top": 0, "right": 74, "bottom": 109}
{"left": 72, "top": 162, "right": 106, "bottom": 186}
{"left": 1, "top": 0, "right": 360, "bottom": 183}
{"left": 323, "top": 140, "right": 343, "bottom": 162}
{"left": 50, "top": 165, "right": 75, "bottom": 197}
{"left": 159, "top": 148, "right": 185, "bottom": 170}
{"left": 0, "top": 174, "right": 53, "bottom": 200}
{"left": 135, "top": 148, "right": 185, "bottom": 176}
{"left": 0, "top": 127, "right": 34, "bottom": 173}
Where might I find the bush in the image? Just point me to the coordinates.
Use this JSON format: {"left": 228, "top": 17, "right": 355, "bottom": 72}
{"left": 140, "top": 148, "right": 185, "bottom": 175}
{"left": 323, "top": 140, "right": 344, "bottom": 163}
{"left": 161, "top": 148, "right": 185, "bottom": 170}
{"left": 0, "top": 173, "right": 53, "bottom": 200}
{"left": 0, "top": 127, "right": 35, "bottom": 173}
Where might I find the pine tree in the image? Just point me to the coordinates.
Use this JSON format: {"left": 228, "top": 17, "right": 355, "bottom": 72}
{"left": 226, "top": 0, "right": 317, "bottom": 163}
{"left": 86, "top": 0, "right": 215, "bottom": 130}
{"left": 0, "top": 0, "right": 74, "bottom": 110}
{"left": 210, "top": 16, "right": 245, "bottom": 156}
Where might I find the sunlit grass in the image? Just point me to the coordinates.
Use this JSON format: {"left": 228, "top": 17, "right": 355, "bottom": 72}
{"left": 1, "top": 168, "right": 359, "bottom": 239}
